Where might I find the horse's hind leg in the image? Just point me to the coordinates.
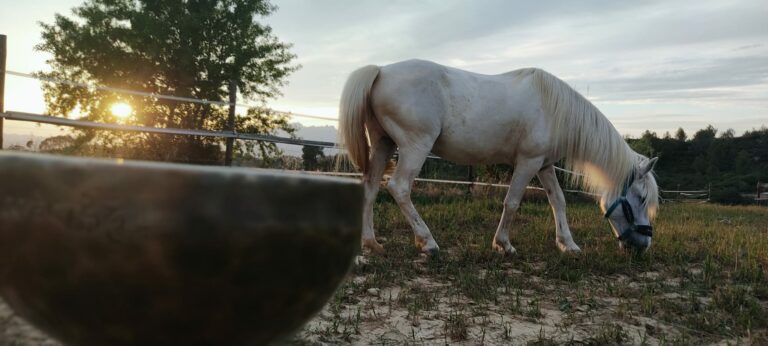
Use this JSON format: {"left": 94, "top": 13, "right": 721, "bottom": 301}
{"left": 537, "top": 166, "right": 581, "bottom": 252}
{"left": 386, "top": 147, "right": 440, "bottom": 254}
{"left": 362, "top": 138, "right": 397, "bottom": 254}
{"left": 493, "top": 156, "right": 545, "bottom": 255}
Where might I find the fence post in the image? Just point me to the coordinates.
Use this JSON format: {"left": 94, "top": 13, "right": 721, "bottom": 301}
{"left": 466, "top": 165, "right": 475, "bottom": 196}
{"left": 0, "top": 34, "right": 7, "bottom": 150}
{"left": 224, "top": 79, "right": 236, "bottom": 166}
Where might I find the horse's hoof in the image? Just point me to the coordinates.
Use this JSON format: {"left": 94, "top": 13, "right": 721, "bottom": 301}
{"left": 423, "top": 247, "right": 440, "bottom": 258}
{"left": 362, "top": 238, "right": 385, "bottom": 255}
{"left": 417, "top": 236, "right": 440, "bottom": 255}
{"left": 557, "top": 241, "right": 582, "bottom": 254}
{"left": 492, "top": 242, "right": 516, "bottom": 256}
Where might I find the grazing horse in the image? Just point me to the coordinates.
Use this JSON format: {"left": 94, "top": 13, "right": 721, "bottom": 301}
{"left": 339, "top": 59, "right": 659, "bottom": 255}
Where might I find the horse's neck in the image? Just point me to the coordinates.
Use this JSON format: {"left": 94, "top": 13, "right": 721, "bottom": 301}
{"left": 566, "top": 146, "right": 635, "bottom": 199}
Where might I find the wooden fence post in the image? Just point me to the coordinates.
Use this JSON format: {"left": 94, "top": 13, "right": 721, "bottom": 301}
{"left": 0, "top": 34, "right": 7, "bottom": 150}
{"left": 466, "top": 165, "right": 475, "bottom": 196}
{"left": 224, "top": 79, "right": 236, "bottom": 166}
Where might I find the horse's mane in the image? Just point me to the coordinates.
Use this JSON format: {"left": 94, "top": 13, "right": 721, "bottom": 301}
{"left": 524, "top": 68, "right": 645, "bottom": 208}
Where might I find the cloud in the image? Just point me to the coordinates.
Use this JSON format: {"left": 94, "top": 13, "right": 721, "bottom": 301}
{"left": 263, "top": 0, "right": 768, "bottom": 134}
{"left": 735, "top": 44, "right": 764, "bottom": 51}
{"left": 581, "top": 55, "right": 768, "bottom": 101}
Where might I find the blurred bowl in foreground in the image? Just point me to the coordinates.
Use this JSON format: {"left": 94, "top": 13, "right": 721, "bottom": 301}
{"left": 0, "top": 152, "right": 362, "bottom": 345}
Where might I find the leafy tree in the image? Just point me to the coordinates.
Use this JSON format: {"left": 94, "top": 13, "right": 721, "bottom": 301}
{"left": 735, "top": 150, "right": 751, "bottom": 173}
{"left": 629, "top": 137, "right": 654, "bottom": 158}
{"left": 675, "top": 127, "right": 687, "bottom": 142}
{"left": 692, "top": 155, "right": 707, "bottom": 175}
{"left": 39, "top": 135, "right": 76, "bottom": 153}
{"left": 690, "top": 125, "right": 717, "bottom": 156}
{"left": 301, "top": 145, "right": 325, "bottom": 171}
{"left": 721, "top": 128, "right": 735, "bottom": 139}
{"left": 37, "top": 0, "right": 298, "bottom": 164}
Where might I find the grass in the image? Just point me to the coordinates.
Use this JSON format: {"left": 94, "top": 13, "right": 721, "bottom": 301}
{"left": 291, "top": 188, "right": 768, "bottom": 344}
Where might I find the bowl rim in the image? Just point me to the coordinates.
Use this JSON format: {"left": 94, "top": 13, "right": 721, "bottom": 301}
{"left": 0, "top": 151, "right": 360, "bottom": 186}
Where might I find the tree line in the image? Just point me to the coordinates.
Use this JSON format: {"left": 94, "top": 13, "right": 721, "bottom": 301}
{"left": 626, "top": 125, "right": 767, "bottom": 204}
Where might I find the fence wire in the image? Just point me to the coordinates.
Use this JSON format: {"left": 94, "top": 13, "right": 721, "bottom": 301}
{"left": 4, "top": 70, "right": 338, "bottom": 122}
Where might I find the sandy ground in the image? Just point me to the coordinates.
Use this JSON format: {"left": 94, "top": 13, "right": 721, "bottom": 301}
{"left": 290, "top": 265, "right": 667, "bottom": 345}
{"left": 0, "top": 260, "right": 763, "bottom": 345}
{"left": 0, "top": 299, "right": 60, "bottom": 346}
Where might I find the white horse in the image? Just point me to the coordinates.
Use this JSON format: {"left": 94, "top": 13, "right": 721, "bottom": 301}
{"left": 338, "top": 59, "right": 659, "bottom": 255}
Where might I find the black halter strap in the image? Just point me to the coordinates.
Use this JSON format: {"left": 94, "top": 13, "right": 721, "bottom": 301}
{"left": 604, "top": 174, "right": 653, "bottom": 240}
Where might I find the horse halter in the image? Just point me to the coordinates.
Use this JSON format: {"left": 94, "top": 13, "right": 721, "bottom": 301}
{"left": 604, "top": 174, "right": 653, "bottom": 241}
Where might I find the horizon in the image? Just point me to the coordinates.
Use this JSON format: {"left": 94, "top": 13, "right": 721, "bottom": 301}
{"left": 1, "top": 0, "right": 767, "bottom": 141}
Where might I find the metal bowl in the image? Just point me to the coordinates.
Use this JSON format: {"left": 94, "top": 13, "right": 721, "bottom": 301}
{"left": 0, "top": 152, "right": 361, "bottom": 345}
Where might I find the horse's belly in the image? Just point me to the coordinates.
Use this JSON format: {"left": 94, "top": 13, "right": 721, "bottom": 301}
{"left": 431, "top": 129, "right": 520, "bottom": 165}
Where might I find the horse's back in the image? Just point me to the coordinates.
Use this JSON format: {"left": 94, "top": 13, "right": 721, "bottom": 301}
{"left": 371, "top": 60, "right": 550, "bottom": 164}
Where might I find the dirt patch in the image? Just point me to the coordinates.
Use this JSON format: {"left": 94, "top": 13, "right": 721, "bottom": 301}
{"left": 0, "top": 298, "right": 60, "bottom": 346}
{"left": 285, "top": 259, "right": 719, "bottom": 345}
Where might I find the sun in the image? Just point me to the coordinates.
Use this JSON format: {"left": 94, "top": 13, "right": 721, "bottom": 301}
{"left": 111, "top": 103, "right": 133, "bottom": 119}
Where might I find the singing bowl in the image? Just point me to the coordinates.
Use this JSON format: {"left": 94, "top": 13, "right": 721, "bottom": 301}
{"left": 0, "top": 152, "right": 362, "bottom": 345}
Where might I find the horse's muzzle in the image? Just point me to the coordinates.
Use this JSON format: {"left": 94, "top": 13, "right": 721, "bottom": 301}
{"left": 619, "top": 227, "right": 652, "bottom": 251}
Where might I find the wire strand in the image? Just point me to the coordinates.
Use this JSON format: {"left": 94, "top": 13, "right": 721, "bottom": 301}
{"left": 4, "top": 70, "right": 339, "bottom": 122}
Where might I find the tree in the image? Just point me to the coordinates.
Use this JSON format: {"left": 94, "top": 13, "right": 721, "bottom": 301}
{"left": 37, "top": 0, "right": 298, "bottom": 164}
{"left": 629, "top": 137, "right": 654, "bottom": 158}
{"left": 692, "top": 155, "right": 707, "bottom": 175}
{"left": 735, "top": 150, "right": 751, "bottom": 173}
{"left": 39, "top": 135, "right": 76, "bottom": 153}
{"left": 629, "top": 130, "right": 657, "bottom": 157}
{"left": 675, "top": 127, "right": 687, "bottom": 142}
{"left": 720, "top": 128, "right": 735, "bottom": 139}
{"left": 690, "top": 125, "right": 717, "bottom": 156}
{"left": 302, "top": 145, "right": 325, "bottom": 171}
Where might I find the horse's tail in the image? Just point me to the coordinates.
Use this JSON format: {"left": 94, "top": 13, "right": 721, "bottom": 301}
{"left": 338, "top": 65, "right": 381, "bottom": 174}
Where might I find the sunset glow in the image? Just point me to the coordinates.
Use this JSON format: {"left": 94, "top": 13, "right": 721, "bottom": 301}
{"left": 110, "top": 103, "right": 133, "bottom": 119}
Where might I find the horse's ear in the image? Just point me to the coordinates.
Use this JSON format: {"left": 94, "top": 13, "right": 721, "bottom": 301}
{"left": 641, "top": 157, "right": 658, "bottom": 176}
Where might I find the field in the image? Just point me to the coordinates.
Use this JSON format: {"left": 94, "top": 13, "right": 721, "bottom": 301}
{"left": 289, "top": 189, "right": 768, "bottom": 345}
{"left": 2, "top": 189, "right": 767, "bottom": 345}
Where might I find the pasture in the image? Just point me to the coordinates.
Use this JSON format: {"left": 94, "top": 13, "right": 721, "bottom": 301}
{"left": 1, "top": 189, "right": 767, "bottom": 345}
{"left": 290, "top": 189, "right": 768, "bottom": 345}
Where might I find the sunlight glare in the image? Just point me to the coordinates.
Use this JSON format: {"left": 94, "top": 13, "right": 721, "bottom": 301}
{"left": 111, "top": 103, "right": 133, "bottom": 119}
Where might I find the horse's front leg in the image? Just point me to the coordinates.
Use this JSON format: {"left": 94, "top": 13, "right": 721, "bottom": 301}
{"left": 537, "top": 165, "right": 581, "bottom": 252}
{"left": 386, "top": 147, "right": 440, "bottom": 255}
{"left": 493, "top": 156, "right": 545, "bottom": 255}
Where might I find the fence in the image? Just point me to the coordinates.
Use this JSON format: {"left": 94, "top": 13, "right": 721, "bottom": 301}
{"left": 660, "top": 187, "right": 710, "bottom": 204}
{"left": 756, "top": 182, "right": 768, "bottom": 205}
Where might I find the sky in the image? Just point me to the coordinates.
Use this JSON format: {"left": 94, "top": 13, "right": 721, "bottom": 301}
{"left": 1, "top": 0, "right": 767, "bottom": 140}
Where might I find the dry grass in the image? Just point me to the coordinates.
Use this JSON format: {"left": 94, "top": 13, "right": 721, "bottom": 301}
{"left": 290, "top": 191, "right": 768, "bottom": 345}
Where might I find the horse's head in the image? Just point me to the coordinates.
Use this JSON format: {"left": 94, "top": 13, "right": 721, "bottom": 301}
{"left": 601, "top": 157, "right": 659, "bottom": 252}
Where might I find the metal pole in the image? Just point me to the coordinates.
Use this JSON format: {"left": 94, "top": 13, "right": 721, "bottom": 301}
{"left": 224, "top": 79, "right": 236, "bottom": 166}
{"left": 0, "top": 34, "right": 7, "bottom": 150}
